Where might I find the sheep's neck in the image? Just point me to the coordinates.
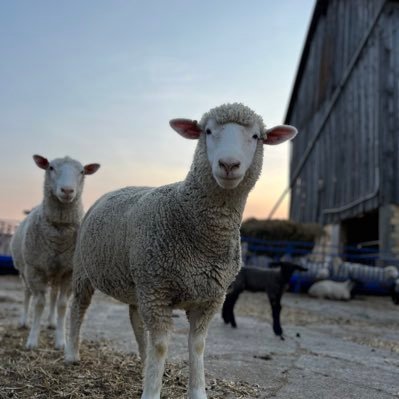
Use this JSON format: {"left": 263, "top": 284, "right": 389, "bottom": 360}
{"left": 179, "top": 136, "right": 260, "bottom": 238}
{"left": 42, "top": 194, "right": 83, "bottom": 227}
{"left": 180, "top": 171, "right": 249, "bottom": 242}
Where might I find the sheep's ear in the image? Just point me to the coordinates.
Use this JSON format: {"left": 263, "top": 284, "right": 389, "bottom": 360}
{"left": 33, "top": 154, "right": 49, "bottom": 170}
{"left": 263, "top": 125, "right": 298, "bottom": 145}
{"left": 169, "top": 118, "right": 202, "bottom": 139}
{"left": 84, "top": 163, "right": 101, "bottom": 175}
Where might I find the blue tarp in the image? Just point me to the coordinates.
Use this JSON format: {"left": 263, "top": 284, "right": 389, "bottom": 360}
{"left": 0, "top": 255, "right": 17, "bottom": 275}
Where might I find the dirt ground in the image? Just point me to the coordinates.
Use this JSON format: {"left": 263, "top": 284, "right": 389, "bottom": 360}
{"left": 1, "top": 275, "right": 399, "bottom": 398}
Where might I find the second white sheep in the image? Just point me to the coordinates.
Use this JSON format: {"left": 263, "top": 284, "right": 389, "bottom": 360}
{"left": 11, "top": 154, "right": 100, "bottom": 349}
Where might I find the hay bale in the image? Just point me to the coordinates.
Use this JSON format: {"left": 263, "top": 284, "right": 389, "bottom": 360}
{"left": 241, "top": 219, "right": 323, "bottom": 242}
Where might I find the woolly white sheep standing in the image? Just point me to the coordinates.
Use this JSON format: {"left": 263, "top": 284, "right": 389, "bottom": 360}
{"left": 10, "top": 155, "right": 100, "bottom": 349}
{"left": 64, "top": 103, "right": 297, "bottom": 399}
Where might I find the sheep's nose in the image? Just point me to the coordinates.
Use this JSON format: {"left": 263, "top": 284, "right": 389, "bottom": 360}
{"left": 61, "top": 187, "right": 75, "bottom": 195}
{"left": 218, "top": 159, "right": 241, "bottom": 174}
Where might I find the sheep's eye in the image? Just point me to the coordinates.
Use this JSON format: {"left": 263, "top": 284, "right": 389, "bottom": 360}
{"left": 80, "top": 170, "right": 84, "bottom": 175}
{"left": 206, "top": 128, "right": 212, "bottom": 135}
{"left": 49, "top": 166, "right": 54, "bottom": 171}
{"left": 252, "top": 134, "right": 259, "bottom": 140}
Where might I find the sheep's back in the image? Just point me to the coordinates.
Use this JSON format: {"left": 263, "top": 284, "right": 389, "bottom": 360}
{"left": 242, "top": 267, "right": 281, "bottom": 294}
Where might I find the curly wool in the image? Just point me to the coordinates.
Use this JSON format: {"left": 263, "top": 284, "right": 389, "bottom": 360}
{"left": 199, "top": 103, "right": 267, "bottom": 138}
{"left": 71, "top": 104, "right": 266, "bottom": 325}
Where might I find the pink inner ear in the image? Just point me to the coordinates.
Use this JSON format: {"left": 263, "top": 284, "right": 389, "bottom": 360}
{"left": 33, "top": 155, "right": 49, "bottom": 170}
{"left": 169, "top": 118, "right": 202, "bottom": 139}
{"left": 84, "top": 163, "right": 100, "bottom": 175}
{"left": 263, "top": 125, "right": 298, "bottom": 145}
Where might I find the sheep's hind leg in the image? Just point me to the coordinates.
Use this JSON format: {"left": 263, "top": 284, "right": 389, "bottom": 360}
{"left": 129, "top": 305, "right": 147, "bottom": 363}
{"left": 47, "top": 285, "right": 58, "bottom": 329}
{"left": 222, "top": 291, "right": 240, "bottom": 328}
{"left": 64, "top": 273, "right": 94, "bottom": 363}
{"left": 187, "top": 303, "right": 220, "bottom": 399}
{"left": 268, "top": 293, "right": 284, "bottom": 340}
{"left": 141, "top": 306, "right": 172, "bottom": 399}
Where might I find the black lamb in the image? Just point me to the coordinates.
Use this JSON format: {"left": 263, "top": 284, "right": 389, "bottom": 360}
{"left": 222, "top": 261, "right": 307, "bottom": 339}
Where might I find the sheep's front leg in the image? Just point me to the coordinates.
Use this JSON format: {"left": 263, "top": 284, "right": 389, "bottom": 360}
{"left": 19, "top": 284, "right": 31, "bottom": 329}
{"left": 47, "top": 285, "right": 58, "bottom": 329}
{"left": 141, "top": 307, "right": 172, "bottom": 399}
{"left": 55, "top": 279, "right": 72, "bottom": 349}
{"left": 187, "top": 304, "right": 220, "bottom": 399}
{"left": 25, "top": 273, "right": 47, "bottom": 349}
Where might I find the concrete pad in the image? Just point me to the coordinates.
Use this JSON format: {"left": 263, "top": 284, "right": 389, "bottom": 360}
{"left": 1, "top": 275, "right": 399, "bottom": 398}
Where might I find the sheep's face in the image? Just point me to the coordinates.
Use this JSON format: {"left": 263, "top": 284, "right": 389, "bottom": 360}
{"left": 169, "top": 112, "right": 298, "bottom": 190}
{"left": 203, "top": 119, "right": 260, "bottom": 189}
{"left": 33, "top": 155, "right": 100, "bottom": 204}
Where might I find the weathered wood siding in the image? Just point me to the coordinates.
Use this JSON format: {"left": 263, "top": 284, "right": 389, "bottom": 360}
{"left": 287, "top": 0, "right": 399, "bottom": 225}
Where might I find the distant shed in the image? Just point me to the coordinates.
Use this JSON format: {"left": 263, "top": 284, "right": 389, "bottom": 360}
{"left": 285, "top": 0, "right": 399, "bottom": 260}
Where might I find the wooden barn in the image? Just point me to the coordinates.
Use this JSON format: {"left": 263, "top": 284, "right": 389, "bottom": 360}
{"left": 285, "top": 0, "right": 399, "bottom": 261}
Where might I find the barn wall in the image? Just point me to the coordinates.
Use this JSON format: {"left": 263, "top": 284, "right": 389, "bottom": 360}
{"left": 288, "top": 0, "right": 399, "bottom": 225}
{"left": 380, "top": 3, "right": 399, "bottom": 205}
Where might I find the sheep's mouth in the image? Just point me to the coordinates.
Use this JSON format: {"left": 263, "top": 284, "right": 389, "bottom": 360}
{"left": 215, "top": 175, "right": 243, "bottom": 189}
{"left": 57, "top": 195, "right": 75, "bottom": 204}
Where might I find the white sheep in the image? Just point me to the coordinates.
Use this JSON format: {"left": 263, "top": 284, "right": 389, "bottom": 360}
{"left": 308, "top": 279, "right": 356, "bottom": 300}
{"left": 10, "top": 155, "right": 100, "bottom": 349}
{"left": 64, "top": 103, "right": 297, "bottom": 399}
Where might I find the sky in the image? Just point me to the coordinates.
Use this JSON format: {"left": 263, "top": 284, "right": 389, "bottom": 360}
{"left": 0, "top": 0, "right": 315, "bottom": 223}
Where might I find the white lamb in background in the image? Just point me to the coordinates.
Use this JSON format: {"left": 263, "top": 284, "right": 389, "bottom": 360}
{"left": 10, "top": 155, "right": 100, "bottom": 349}
{"left": 64, "top": 103, "right": 298, "bottom": 399}
{"left": 308, "top": 279, "right": 356, "bottom": 301}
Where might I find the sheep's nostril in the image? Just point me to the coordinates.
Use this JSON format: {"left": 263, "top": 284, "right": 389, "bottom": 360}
{"left": 61, "top": 187, "right": 74, "bottom": 195}
{"left": 231, "top": 161, "right": 241, "bottom": 170}
{"left": 218, "top": 160, "right": 241, "bottom": 173}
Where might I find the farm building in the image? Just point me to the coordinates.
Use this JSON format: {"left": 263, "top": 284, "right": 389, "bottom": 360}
{"left": 286, "top": 0, "right": 399, "bottom": 262}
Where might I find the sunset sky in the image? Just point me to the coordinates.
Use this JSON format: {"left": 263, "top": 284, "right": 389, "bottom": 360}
{"left": 0, "top": 0, "right": 314, "bottom": 223}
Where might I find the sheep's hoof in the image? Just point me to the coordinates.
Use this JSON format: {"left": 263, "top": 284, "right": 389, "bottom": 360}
{"left": 26, "top": 341, "right": 38, "bottom": 350}
{"left": 55, "top": 342, "right": 65, "bottom": 350}
{"left": 189, "top": 388, "right": 207, "bottom": 399}
{"left": 47, "top": 323, "right": 56, "bottom": 330}
{"left": 64, "top": 354, "right": 80, "bottom": 364}
{"left": 18, "top": 323, "right": 28, "bottom": 330}
{"left": 64, "top": 345, "right": 80, "bottom": 364}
